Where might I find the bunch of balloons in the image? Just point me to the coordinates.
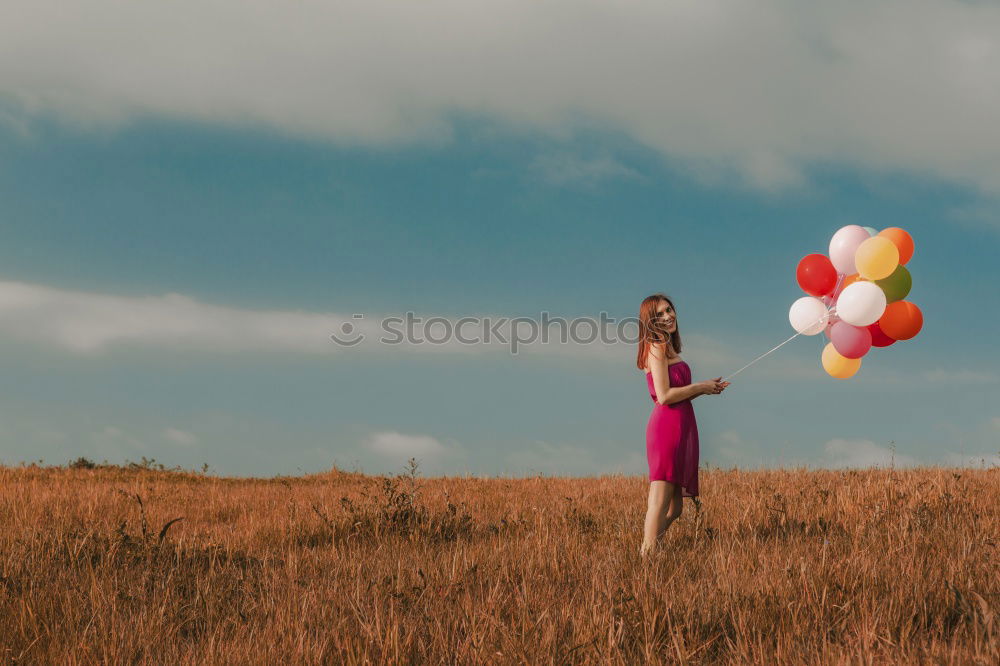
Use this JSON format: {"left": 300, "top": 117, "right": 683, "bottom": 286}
{"left": 788, "top": 225, "right": 922, "bottom": 379}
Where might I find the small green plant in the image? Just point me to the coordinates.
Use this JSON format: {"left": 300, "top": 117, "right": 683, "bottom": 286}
{"left": 307, "top": 457, "right": 478, "bottom": 544}
{"left": 69, "top": 457, "right": 96, "bottom": 470}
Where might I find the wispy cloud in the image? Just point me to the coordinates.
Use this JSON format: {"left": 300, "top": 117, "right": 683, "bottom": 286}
{"left": 941, "top": 452, "right": 1000, "bottom": 468}
{"left": 90, "top": 425, "right": 147, "bottom": 458}
{"left": 820, "top": 438, "right": 918, "bottom": 469}
{"left": 2, "top": 279, "right": 990, "bottom": 392}
{"left": 716, "top": 430, "right": 747, "bottom": 463}
{"left": 505, "top": 440, "right": 630, "bottom": 477}
{"left": 0, "top": 279, "right": 628, "bottom": 359}
{"left": 930, "top": 417, "right": 1000, "bottom": 468}
{"left": 6, "top": 278, "right": 809, "bottom": 370}
{"left": 529, "top": 153, "right": 642, "bottom": 188}
{"left": 4, "top": 2, "right": 1000, "bottom": 194}
{"left": 857, "top": 366, "right": 1000, "bottom": 388}
{"left": 921, "top": 369, "right": 998, "bottom": 384}
{"left": 0, "top": 280, "right": 351, "bottom": 354}
{"left": 365, "top": 431, "right": 450, "bottom": 458}
{"left": 163, "top": 428, "right": 198, "bottom": 447}
{"left": 948, "top": 201, "right": 1000, "bottom": 232}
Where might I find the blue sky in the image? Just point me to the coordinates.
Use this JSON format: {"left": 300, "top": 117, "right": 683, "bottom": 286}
{"left": 1, "top": 2, "right": 998, "bottom": 476}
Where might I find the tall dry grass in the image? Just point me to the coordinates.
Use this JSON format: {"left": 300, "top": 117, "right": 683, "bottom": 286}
{"left": 0, "top": 458, "right": 996, "bottom": 664}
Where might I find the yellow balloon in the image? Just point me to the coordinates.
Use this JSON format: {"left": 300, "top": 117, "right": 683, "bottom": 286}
{"left": 822, "top": 343, "right": 861, "bottom": 379}
{"left": 855, "top": 236, "right": 899, "bottom": 280}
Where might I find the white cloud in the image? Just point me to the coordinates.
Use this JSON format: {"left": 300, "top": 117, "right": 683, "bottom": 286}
{"left": 941, "top": 452, "right": 1000, "bottom": 468}
{"left": 0, "top": 279, "right": 357, "bottom": 354}
{"left": 32, "top": 428, "right": 67, "bottom": 444}
{"left": 366, "top": 431, "right": 449, "bottom": 458}
{"left": 504, "top": 439, "right": 644, "bottom": 477}
{"left": 612, "top": 450, "right": 647, "bottom": 477}
{"left": 719, "top": 430, "right": 744, "bottom": 447}
{"left": 529, "top": 153, "right": 642, "bottom": 187}
{"left": 948, "top": 202, "right": 1000, "bottom": 232}
{"left": 705, "top": 429, "right": 782, "bottom": 469}
{"left": 922, "top": 369, "right": 998, "bottom": 384}
{"left": 0, "top": 279, "right": 754, "bottom": 364}
{"left": 90, "top": 425, "right": 147, "bottom": 457}
{"left": 934, "top": 416, "right": 1000, "bottom": 470}
{"left": 507, "top": 440, "right": 602, "bottom": 476}
{"left": 4, "top": 2, "right": 1000, "bottom": 194}
{"left": 0, "top": 279, "right": 627, "bottom": 358}
{"left": 2, "top": 279, "right": 991, "bottom": 392}
{"left": 820, "top": 438, "right": 918, "bottom": 469}
{"left": 163, "top": 428, "right": 198, "bottom": 447}
{"left": 716, "top": 429, "right": 746, "bottom": 462}
{"left": 846, "top": 365, "right": 1000, "bottom": 388}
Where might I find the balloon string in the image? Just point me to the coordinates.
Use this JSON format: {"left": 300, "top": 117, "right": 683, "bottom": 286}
{"left": 833, "top": 273, "right": 845, "bottom": 295}
{"left": 722, "top": 307, "right": 836, "bottom": 382}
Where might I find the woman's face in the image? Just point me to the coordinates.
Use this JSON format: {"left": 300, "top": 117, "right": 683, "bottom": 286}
{"left": 655, "top": 300, "right": 676, "bottom": 334}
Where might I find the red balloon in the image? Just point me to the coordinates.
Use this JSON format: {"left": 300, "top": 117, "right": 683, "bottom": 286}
{"left": 868, "top": 321, "right": 896, "bottom": 347}
{"left": 796, "top": 254, "right": 838, "bottom": 297}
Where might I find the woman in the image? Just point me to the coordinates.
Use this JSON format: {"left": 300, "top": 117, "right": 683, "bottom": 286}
{"left": 637, "top": 293, "right": 729, "bottom": 557}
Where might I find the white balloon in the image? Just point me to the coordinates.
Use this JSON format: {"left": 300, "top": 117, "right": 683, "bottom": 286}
{"left": 835, "top": 281, "right": 886, "bottom": 327}
{"left": 862, "top": 226, "right": 878, "bottom": 236}
{"left": 789, "top": 296, "right": 829, "bottom": 335}
{"left": 829, "top": 225, "right": 871, "bottom": 274}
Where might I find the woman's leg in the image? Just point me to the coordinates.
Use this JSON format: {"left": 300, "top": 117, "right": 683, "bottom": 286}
{"left": 641, "top": 480, "right": 674, "bottom": 555}
{"left": 663, "top": 483, "right": 683, "bottom": 531}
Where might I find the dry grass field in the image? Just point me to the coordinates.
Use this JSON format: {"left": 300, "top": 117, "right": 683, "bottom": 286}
{"left": 0, "top": 458, "right": 996, "bottom": 664}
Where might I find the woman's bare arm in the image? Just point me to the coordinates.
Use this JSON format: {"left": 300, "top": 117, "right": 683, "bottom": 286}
{"left": 648, "top": 344, "right": 704, "bottom": 405}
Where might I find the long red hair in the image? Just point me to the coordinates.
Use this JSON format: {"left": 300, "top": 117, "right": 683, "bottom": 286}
{"left": 635, "top": 293, "right": 682, "bottom": 370}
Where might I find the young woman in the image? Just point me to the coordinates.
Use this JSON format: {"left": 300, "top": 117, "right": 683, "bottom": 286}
{"left": 637, "top": 293, "right": 729, "bottom": 557}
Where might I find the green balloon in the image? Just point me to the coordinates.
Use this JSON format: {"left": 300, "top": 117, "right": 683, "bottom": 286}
{"left": 875, "top": 264, "right": 911, "bottom": 302}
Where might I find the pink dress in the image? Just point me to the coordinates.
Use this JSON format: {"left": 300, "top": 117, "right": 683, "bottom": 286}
{"left": 645, "top": 361, "right": 700, "bottom": 496}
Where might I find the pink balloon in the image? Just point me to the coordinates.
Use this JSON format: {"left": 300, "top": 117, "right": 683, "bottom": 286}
{"left": 829, "top": 225, "right": 871, "bottom": 275}
{"left": 830, "top": 320, "right": 872, "bottom": 359}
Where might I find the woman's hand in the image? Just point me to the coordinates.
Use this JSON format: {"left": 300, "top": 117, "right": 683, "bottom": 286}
{"left": 699, "top": 377, "right": 730, "bottom": 395}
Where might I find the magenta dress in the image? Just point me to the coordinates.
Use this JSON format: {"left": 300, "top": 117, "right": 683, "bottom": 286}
{"left": 645, "top": 361, "right": 700, "bottom": 496}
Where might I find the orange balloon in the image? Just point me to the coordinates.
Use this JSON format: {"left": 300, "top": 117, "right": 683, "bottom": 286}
{"left": 834, "top": 273, "right": 861, "bottom": 297}
{"left": 879, "top": 301, "right": 922, "bottom": 340}
{"left": 878, "top": 227, "right": 914, "bottom": 265}
{"left": 821, "top": 343, "right": 861, "bottom": 379}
